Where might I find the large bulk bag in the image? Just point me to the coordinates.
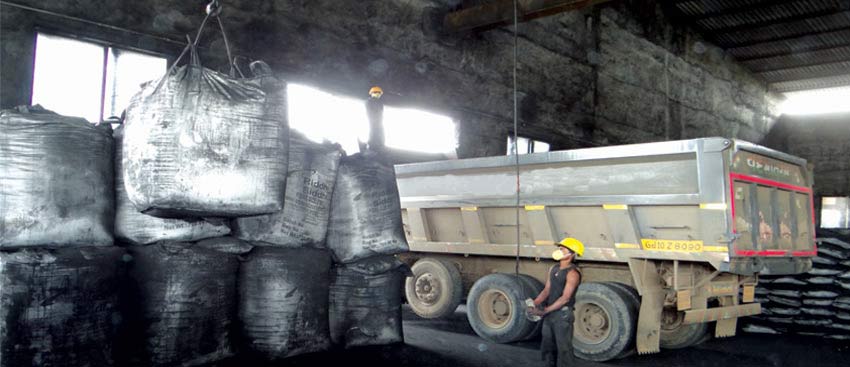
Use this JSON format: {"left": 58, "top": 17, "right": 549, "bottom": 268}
{"left": 326, "top": 152, "right": 409, "bottom": 263}
{"left": 120, "top": 240, "right": 242, "bottom": 366}
{"left": 114, "top": 126, "right": 231, "bottom": 245}
{"left": 0, "top": 247, "right": 122, "bottom": 367}
{"left": 0, "top": 105, "right": 114, "bottom": 247}
{"left": 122, "top": 62, "right": 288, "bottom": 218}
{"left": 233, "top": 132, "right": 342, "bottom": 247}
{"left": 239, "top": 246, "right": 332, "bottom": 359}
{"left": 329, "top": 255, "right": 411, "bottom": 348}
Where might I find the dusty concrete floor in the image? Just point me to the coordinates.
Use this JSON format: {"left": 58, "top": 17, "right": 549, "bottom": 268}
{"left": 217, "top": 305, "right": 849, "bottom": 367}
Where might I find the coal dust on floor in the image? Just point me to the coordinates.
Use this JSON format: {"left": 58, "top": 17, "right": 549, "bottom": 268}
{"left": 207, "top": 305, "right": 849, "bottom": 367}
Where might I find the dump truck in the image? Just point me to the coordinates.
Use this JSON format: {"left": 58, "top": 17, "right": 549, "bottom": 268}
{"left": 394, "top": 137, "right": 816, "bottom": 361}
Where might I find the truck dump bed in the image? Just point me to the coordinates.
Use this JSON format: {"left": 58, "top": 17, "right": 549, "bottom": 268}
{"left": 395, "top": 138, "right": 815, "bottom": 275}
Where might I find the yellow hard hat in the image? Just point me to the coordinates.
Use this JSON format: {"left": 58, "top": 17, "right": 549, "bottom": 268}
{"left": 369, "top": 86, "right": 383, "bottom": 98}
{"left": 558, "top": 237, "right": 585, "bottom": 257}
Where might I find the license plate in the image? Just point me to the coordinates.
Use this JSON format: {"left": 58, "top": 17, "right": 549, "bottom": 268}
{"left": 640, "top": 239, "right": 704, "bottom": 252}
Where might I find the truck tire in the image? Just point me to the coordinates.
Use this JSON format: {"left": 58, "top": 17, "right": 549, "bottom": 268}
{"left": 660, "top": 307, "right": 709, "bottom": 349}
{"left": 405, "top": 258, "right": 463, "bottom": 319}
{"left": 467, "top": 273, "right": 536, "bottom": 343}
{"left": 603, "top": 282, "right": 640, "bottom": 359}
{"left": 516, "top": 274, "right": 545, "bottom": 340}
{"left": 573, "top": 283, "right": 637, "bottom": 362}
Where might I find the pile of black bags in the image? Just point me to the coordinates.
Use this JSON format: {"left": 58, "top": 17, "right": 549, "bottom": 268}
{"left": 742, "top": 229, "right": 850, "bottom": 341}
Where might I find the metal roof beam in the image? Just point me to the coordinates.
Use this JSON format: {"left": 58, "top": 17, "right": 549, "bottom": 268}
{"left": 746, "top": 48, "right": 850, "bottom": 73}
{"left": 705, "top": 8, "right": 848, "bottom": 35}
{"left": 758, "top": 61, "right": 850, "bottom": 82}
{"left": 682, "top": 0, "right": 801, "bottom": 21}
{"left": 443, "top": 0, "right": 612, "bottom": 34}
{"left": 729, "top": 26, "right": 850, "bottom": 57}
{"left": 771, "top": 74, "right": 850, "bottom": 92}
{"left": 736, "top": 39, "right": 850, "bottom": 64}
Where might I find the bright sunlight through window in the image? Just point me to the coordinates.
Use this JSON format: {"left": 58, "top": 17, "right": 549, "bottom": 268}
{"left": 384, "top": 107, "right": 457, "bottom": 154}
{"left": 32, "top": 33, "right": 166, "bottom": 122}
{"left": 287, "top": 84, "right": 369, "bottom": 154}
{"left": 287, "top": 84, "right": 457, "bottom": 155}
{"left": 780, "top": 86, "right": 850, "bottom": 115}
{"left": 32, "top": 33, "right": 104, "bottom": 122}
{"left": 104, "top": 49, "right": 167, "bottom": 119}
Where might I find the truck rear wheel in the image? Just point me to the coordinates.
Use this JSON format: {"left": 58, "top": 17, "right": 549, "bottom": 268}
{"left": 573, "top": 283, "right": 638, "bottom": 362}
{"left": 405, "top": 258, "right": 463, "bottom": 319}
{"left": 602, "top": 282, "right": 640, "bottom": 358}
{"left": 467, "top": 273, "right": 538, "bottom": 343}
{"left": 660, "top": 307, "right": 709, "bottom": 349}
{"left": 516, "top": 274, "right": 544, "bottom": 340}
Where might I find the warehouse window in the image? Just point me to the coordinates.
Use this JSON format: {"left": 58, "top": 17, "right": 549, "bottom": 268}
{"left": 507, "top": 135, "right": 550, "bottom": 155}
{"left": 821, "top": 197, "right": 850, "bottom": 229}
{"left": 31, "top": 33, "right": 166, "bottom": 123}
{"left": 287, "top": 84, "right": 457, "bottom": 154}
{"left": 781, "top": 86, "right": 850, "bottom": 115}
{"left": 384, "top": 107, "right": 457, "bottom": 154}
{"left": 287, "top": 83, "right": 369, "bottom": 154}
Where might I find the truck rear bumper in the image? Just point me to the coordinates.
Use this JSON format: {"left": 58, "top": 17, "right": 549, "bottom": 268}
{"left": 726, "top": 257, "right": 812, "bottom": 275}
{"left": 682, "top": 303, "right": 761, "bottom": 325}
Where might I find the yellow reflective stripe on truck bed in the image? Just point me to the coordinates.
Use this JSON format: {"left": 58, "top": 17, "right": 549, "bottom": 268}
{"left": 614, "top": 243, "right": 640, "bottom": 249}
{"left": 699, "top": 203, "right": 728, "bottom": 210}
{"left": 602, "top": 204, "right": 628, "bottom": 210}
{"left": 524, "top": 205, "right": 546, "bottom": 211}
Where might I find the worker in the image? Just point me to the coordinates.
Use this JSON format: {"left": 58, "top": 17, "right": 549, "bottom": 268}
{"left": 529, "top": 237, "right": 584, "bottom": 367}
{"left": 362, "top": 85, "right": 385, "bottom": 152}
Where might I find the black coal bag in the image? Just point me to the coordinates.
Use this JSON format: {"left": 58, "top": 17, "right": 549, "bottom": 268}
{"left": 0, "top": 247, "right": 123, "bottom": 367}
{"left": 122, "top": 61, "right": 288, "bottom": 218}
{"left": 232, "top": 132, "right": 341, "bottom": 248}
{"left": 329, "top": 255, "right": 412, "bottom": 348}
{"left": 0, "top": 105, "right": 114, "bottom": 247}
{"left": 326, "top": 152, "right": 409, "bottom": 263}
{"left": 119, "top": 241, "right": 240, "bottom": 366}
{"left": 114, "top": 126, "right": 231, "bottom": 245}
{"left": 238, "top": 246, "right": 332, "bottom": 359}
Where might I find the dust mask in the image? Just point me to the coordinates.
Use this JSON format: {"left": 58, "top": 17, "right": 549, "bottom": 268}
{"left": 552, "top": 249, "right": 565, "bottom": 261}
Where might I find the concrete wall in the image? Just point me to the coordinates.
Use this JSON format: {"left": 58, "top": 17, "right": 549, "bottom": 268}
{"left": 1, "top": 0, "right": 781, "bottom": 158}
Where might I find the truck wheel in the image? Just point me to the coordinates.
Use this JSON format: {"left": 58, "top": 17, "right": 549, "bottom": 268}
{"left": 405, "top": 258, "right": 463, "bottom": 319}
{"left": 602, "top": 282, "right": 640, "bottom": 359}
{"left": 467, "top": 273, "right": 536, "bottom": 343}
{"left": 516, "top": 274, "right": 544, "bottom": 340}
{"left": 573, "top": 283, "right": 637, "bottom": 362}
{"left": 660, "top": 307, "right": 709, "bottom": 349}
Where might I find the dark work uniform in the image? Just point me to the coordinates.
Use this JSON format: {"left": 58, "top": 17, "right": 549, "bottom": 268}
{"left": 541, "top": 264, "right": 581, "bottom": 367}
{"left": 365, "top": 97, "right": 384, "bottom": 151}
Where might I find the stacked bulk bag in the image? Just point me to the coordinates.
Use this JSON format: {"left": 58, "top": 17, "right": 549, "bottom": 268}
{"left": 0, "top": 247, "right": 123, "bottom": 367}
{"left": 120, "top": 239, "right": 245, "bottom": 366}
{"left": 122, "top": 59, "right": 289, "bottom": 218}
{"left": 114, "top": 126, "right": 231, "bottom": 245}
{"left": 238, "top": 247, "right": 332, "bottom": 359}
{"left": 0, "top": 105, "right": 114, "bottom": 247}
{"left": 327, "top": 152, "right": 409, "bottom": 262}
{"left": 329, "top": 255, "right": 412, "bottom": 348}
{"left": 743, "top": 229, "right": 850, "bottom": 340}
{"left": 233, "top": 132, "right": 342, "bottom": 247}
